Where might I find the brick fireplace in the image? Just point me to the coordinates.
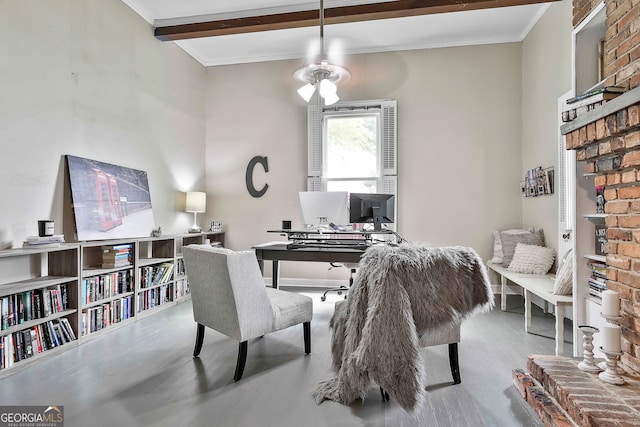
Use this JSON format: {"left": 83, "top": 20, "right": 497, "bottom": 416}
{"left": 512, "top": 2, "right": 640, "bottom": 426}
{"left": 567, "top": 0, "right": 640, "bottom": 379}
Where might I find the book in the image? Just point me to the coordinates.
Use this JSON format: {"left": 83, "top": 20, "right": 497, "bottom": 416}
{"left": 1, "top": 297, "right": 8, "bottom": 330}
{"left": 565, "top": 85, "right": 625, "bottom": 104}
{"left": 23, "top": 291, "right": 32, "bottom": 322}
{"left": 56, "top": 321, "right": 71, "bottom": 343}
{"left": 24, "top": 235, "right": 65, "bottom": 244}
{"left": 22, "top": 330, "right": 33, "bottom": 358}
{"left": 35, "top": 324, "right": 47, "bottom": 352}
{"left": 22, "top": 242, "right": 62, "bottom": 248}
{"left": 17, "top": 294, "right": 24, "bottom": 324}
{"left": 565, "top": 90, "right": 622, "bottom": 108}
{"left": 14, "top": 331, "right": 23, "bottom": 361}
{"left": 595, "top": 225, "right": 607, "bottom": 256}
{"left": 53, "top": 324, "right": 66, "bottom": 345}
{"left": 60, "top": 318, "right": 76, "bottom": 341}
{"left": 46, "top": 321, "right": 59, "bottom": 347}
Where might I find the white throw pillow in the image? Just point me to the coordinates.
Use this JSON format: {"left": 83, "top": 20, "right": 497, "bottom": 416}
{"left": 490, "top": 228, "right": 534, "bottom": 264}
{"left": 507, "top": 242, "right": 555, "bottom": 275}
{"left": 553, "top": 249, "right": 573, "bottom": 295}
{"left": 500, "top": 229, "right": 545, "bottom": 267}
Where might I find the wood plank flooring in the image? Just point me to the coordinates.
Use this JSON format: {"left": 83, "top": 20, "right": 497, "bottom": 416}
{"left": 0, "top": 290, "right": 571, "bottom": 427}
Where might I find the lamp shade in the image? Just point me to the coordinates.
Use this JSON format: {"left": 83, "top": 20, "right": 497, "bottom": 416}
{"left": 186, "top": 191, "right": 206, "bottom": 213}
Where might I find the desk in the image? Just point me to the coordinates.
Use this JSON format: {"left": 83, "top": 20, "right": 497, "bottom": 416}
{"left": 253, "top": 242, "right": 366, "bottom": 289}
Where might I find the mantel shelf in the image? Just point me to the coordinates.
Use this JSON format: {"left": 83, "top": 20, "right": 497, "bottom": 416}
{"left": 561, "top": 85, "right": 640, "bottom": 135}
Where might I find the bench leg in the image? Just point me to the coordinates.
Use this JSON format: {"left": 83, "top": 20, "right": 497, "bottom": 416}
{"left": 555, "top": 305, "right": 565, "bottom": 356}
{"left": 524, "top": 290, "right": 532, "bottom": 333}
{"left": 500, "top": 275, "right": 507, "bottom": 311}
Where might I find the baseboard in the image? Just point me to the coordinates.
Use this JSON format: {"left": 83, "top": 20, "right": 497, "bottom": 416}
{"left": 267, "top": 279, "right": 506, "bottom": 293}
{"left": 263, "top": 277, "right": 347, "bottom": 288}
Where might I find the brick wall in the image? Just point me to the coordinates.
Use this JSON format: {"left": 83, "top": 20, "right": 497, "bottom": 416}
{"left": 603, "top": 0, "right": 640, "bottom": 90}
{"left": 566, "top": 103, "right": 640, "bottom": 374}
{"left": 570, "top": 0, "right": 640, "bottom": 375}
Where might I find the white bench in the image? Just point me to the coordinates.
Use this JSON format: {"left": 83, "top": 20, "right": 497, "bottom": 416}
{"left": 486, "top": 262, "right": 572, "bottom": 356}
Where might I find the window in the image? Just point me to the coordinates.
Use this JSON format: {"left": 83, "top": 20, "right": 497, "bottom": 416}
{"left": 324, "top": 112, "right": 379, "bottom": 193}
{"left": 307, "top": 99, "right": 397, "bottom": 225}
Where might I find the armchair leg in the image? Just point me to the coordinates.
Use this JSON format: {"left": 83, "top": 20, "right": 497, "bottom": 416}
{"left": 449, "top": 343, "right": 461, "bottom": 384}
{"left": 303, "top": 322, "right": 311, "bottom": 354}
{"left": 380, "top": 387, "right": 389, "bottom": 402}
{"left": 193, "top": 323, "right": 205, "bottom": 357}
{"left": 234, "top": 341, "right": 248, "bottom": 381}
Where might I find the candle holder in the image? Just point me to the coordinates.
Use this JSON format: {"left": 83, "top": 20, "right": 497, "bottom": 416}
{"left": 577, "top": 325, "right": 602, "bottom": 373}
{"left": 598, "top": 347, "right": 625, "bottom": 385}
{"left": 598, "top": 312, "right": 625, "bottom": 373}
{"left": 600, "top": 313, "right": 622, "bottom": 322}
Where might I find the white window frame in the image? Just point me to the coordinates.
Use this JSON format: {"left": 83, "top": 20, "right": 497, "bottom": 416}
{"left": 322, "top": 109, "right": 382, "bottom": 191}
{"left": 307, "top": 98, "right": 398, "bottom": 228}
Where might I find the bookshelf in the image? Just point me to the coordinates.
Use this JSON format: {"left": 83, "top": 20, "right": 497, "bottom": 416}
{"left": 569, "top": 2, "right": 607, "bottom": 357}
{"left": 0, "top": 244, "right": 80, "bottom": 377}
{"left": 0, "top": 232, "right": 224, "bottom": 377}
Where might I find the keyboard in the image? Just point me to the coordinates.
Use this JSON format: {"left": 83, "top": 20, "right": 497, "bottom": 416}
{"left": 287, "top": 241, "right": 370, "bottom": 250}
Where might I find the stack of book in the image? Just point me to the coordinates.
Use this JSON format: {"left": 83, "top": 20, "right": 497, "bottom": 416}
{"left": 101, "top": 244, "right": 133, "bottom": 268}
{"left": 1, "top": 284, "right": 69, "bottom": 329}
{"left": 588, "top": 261, "right": 607, "bottom": 300}
{"left": 1, "top": 318, "right": 76, "bottom": 369}
{"left": 22, "top": 235, "right": 65, "bottom": 248}
{"left": 562, "top": 85, "right": 625, "bottom": 122}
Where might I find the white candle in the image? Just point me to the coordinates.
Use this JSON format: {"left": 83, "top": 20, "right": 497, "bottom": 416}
{"left": 602, "top": 290, "right": 620, "bottom": 317}
{"left": 603, "top": 323, "right": 621, "bottom": 353}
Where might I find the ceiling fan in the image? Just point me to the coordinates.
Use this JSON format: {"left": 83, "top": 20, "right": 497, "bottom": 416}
{"left": 293, "top": 0, "right": 350, "bottom": 105}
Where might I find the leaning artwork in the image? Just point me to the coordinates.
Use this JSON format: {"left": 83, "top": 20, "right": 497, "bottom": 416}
{"left": 66, "top": 155, "right": 155, "bottom": 241}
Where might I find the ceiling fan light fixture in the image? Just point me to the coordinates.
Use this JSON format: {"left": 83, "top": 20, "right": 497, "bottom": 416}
{"left": 293, "top": 0, "right": 350, "bottom": 105}
{"left": 297, "top": 83, "right": 316, "bottom": 102}
{"left": 323, "top": 91, "right": 340, "bottom": 106}
{"left": 319, "top": 78, "right": 337, "bottom": 97}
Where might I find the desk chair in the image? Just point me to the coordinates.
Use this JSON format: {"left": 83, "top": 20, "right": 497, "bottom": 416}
{"left": 320, "top": 263, "right": 358, "bottom": 301}
{"left": 183, "top": 245, "right": 313, "bottom": 381}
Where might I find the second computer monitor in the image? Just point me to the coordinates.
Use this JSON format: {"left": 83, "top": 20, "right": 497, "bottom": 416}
{"left": 349, "top": 193, "right": 395, "bottom": 231}
{"left": 299, "top": 191, "right": 350, "bottom": 227}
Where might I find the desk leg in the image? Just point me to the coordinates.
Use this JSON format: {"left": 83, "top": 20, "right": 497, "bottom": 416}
{"left": 500, "top": 275, "right": 507, "bottom": 311}
{"left": 555, "top": 305, "right": 565, "bottom": 356}
{"left": 524, "top": 290, "right": 531, "bottom": 333}
{"left": 272, "top": 260, "right": 279, "bottom": 289}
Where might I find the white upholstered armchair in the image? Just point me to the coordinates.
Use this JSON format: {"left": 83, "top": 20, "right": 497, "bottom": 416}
{"left": 182, "top": 245, "right": 313, "bottom": 381}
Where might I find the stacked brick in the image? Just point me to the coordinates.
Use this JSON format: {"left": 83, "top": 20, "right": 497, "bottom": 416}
{"left": 565, "top": 100, "right": 640, "bottom": 375}
{"left": 574, "top": 0, "right": 640, "bottom": 90}
{"left": 513, "top": 355, "right": 640, "bottom": 427}
{"left": 603, "top": 0, "right": 640, "bottom": 90}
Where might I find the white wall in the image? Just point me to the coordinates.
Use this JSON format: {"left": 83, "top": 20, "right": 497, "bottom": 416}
{"left": 0, "top": 0, "right": 207, "bottom": 247}
{"left": 0, "top": 0, "right": 572, "bottom": 287}
{"left": 521, "top": 0, "right": 573, "bottom": 254}
{"left": 205, "top": 44, "right": 524, "bottom": 282}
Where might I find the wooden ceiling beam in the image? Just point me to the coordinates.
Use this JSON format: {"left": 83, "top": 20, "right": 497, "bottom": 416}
{"left": 154, "top": 0, "right": 557, "bottom": 41}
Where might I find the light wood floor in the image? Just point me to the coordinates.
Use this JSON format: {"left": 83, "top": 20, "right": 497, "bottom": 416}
{"left": 0, "top": 289, "right": 572, "bottom": 427}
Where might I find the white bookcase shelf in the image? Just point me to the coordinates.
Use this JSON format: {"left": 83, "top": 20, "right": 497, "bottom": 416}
{"left": 0, "top": 232, "right": 224, "bottom": 378}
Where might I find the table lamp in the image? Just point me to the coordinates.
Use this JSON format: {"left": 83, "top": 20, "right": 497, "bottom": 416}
{"left": 186, "top": 191, "right": 206, "bottom": 233}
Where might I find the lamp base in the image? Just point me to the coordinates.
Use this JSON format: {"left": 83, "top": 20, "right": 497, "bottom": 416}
{"left": 188, "top": 226, "right": 202, "bottom": 234}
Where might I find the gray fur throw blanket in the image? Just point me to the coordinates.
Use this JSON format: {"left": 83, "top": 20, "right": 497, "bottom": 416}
{"left": 312, "top": 243, "right": 494, "bottom": 411}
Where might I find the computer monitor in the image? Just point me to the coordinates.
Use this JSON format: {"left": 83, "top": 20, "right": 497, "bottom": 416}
{"left": 299, "top": 191, "right": 349, "bottom": 227}
{"left": 349, "top": 193, "right": 395, "bottom": 231}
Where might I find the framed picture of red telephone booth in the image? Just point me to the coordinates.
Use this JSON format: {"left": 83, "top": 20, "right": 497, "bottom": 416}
{"left": 66, "top": 155, "right": 155, "bottom": 241}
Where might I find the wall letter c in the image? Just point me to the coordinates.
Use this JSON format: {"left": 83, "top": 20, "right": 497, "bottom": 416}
{"left": 246, "top": 155, "right": 269, "bottom": 198}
